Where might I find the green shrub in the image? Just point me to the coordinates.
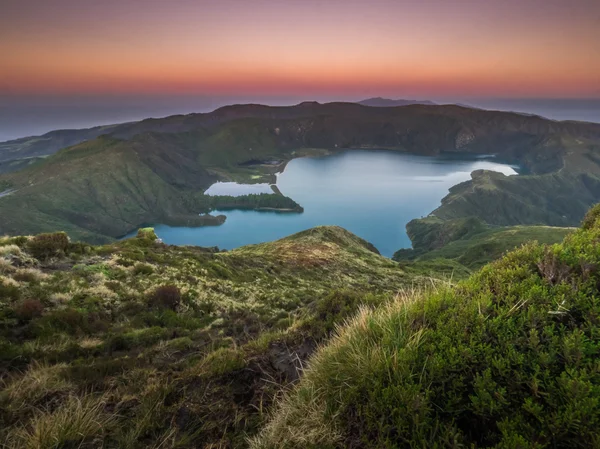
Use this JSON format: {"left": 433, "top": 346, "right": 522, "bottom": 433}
{"left": 136, "top": 227, "right": 158, "bottom": 241}
{"left": 33, "top": 308, "right": 89, "bottom": 336}
{"left": 27, "top": 232, "right": 69, "bottom": 260}
{"left": 0, "top": 280, "right": 20, "bottom": 300}
{"left": 581, "top": 203, "right": 600, "bottom": 230}
{"left": 133, "top": 263, "right": 154, "bottom": 275}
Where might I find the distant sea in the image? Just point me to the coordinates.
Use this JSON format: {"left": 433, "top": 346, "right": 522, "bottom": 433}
{"left": 1, "top": 95, "right": 599, "bottom": 142}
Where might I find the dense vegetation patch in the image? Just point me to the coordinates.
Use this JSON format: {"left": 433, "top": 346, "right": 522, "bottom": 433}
{"left": 395, "top": 216, "right": 572, "bottom": 270}
{"left": 0, "top": 226, "right": 446, "bottom": 448}
{"left": 253, "top": 205, "right": 600, "bottom": 448}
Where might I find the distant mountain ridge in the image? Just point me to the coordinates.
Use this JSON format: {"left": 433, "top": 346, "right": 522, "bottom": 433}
{"left": 2, "top": 101, "right": 600, "bottom": 243}
{"left": 358, "top": 97, "right": 437, "bottom": 107}
{"left": 2, "top": 101, "right": 599, "bottom": 169}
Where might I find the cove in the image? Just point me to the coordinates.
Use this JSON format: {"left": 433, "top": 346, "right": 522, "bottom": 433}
{"left": 147, "top": 150, "right": 517, "bottom": 257}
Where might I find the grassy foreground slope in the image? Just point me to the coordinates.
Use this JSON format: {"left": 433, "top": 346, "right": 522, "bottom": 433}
{"left": 253, "top": 206, "right": 600, "bottom": 448}
{"left": 0, "top": 226, "right": 449, "bottom": 448}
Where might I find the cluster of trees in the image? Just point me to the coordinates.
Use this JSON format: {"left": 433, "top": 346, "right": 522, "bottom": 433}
{"left": 198, "top": 193, "right": 303, "bottom": 212}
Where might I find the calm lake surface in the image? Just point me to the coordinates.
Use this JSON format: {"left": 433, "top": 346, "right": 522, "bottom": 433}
{"left": 148, "top": 150, "right": 517, "bottom": 257}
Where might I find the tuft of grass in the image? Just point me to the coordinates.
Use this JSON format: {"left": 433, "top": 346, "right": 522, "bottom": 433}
{"left": 6, "top": 395, "right": 114, "bottom": 449}
{"left": 0, "top": 257, "right": 15, "bottom": 274}
{"left": 0, "top": 244, "right": 23, "bottom": 257}
{"left": 1, "top": 362, "right": 74, "bottom": 413}
{"left": 27, "top": 232, "right": 69, "bottom": 260}
{"left": 194, "top": 347, "right": 246, "bottom": 378}
{"left": 13, "top": 268, "right": 48, "bottom": 283}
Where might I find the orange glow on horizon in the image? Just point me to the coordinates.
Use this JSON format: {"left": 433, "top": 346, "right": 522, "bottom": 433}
{"left": 2, "top": 0, "right": 599, "bottom": 98}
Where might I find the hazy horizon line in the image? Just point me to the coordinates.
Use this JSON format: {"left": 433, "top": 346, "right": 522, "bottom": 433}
{"left": 1, "top": 96, "right": 600, "bottom": 143}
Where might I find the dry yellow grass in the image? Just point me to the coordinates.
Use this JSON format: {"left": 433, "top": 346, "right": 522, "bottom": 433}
{"left": 6, "top": 395, "right": 114, "bottom": 449}
{"left": 2, "top": 362, "right": 74, "bottom": 412}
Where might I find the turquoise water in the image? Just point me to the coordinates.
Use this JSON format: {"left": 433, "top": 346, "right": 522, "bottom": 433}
{"left": 145, "top": 150, "right": 517, "bottom": 257}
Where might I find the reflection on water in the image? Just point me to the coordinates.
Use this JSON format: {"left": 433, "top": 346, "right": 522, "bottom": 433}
{"left": 145, "top": 150, "right": 518, "bottom": 257}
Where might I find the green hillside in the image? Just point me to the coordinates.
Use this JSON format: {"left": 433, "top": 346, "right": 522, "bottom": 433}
{"left": 2, "top": 103, "right": 600, "bottom": 243}
{"left": 0, "top": 134, "right": 301, "bottom": 242}
{"left": 394, "top": 216, "right": 573, "bottom": 270}
{"left": 0, "top": 226, "right": 452, "bottom": 448}
{"left": 252, "top": 205, "right": 600, "bottom": 449}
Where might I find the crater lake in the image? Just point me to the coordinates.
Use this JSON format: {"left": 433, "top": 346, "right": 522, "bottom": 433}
{"left": 137, "top": 150, "right": 517, "bottom": 257}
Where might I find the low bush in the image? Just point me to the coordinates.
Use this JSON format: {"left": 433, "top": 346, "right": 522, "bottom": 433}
{"left": 133, "top": 262, "right": 154, "bottom": 275}
{"left": 27, "top": 232, "right": 69, "bottom": 260}
{"left": 136, "top": 228, "right": 158, "bottom": 241}
{"left": 32, "top": 308, "right": 90, "bottom": 336}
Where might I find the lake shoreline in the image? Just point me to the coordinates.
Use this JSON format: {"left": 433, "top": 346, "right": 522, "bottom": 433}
{"left": 119, "top": 150, "right": 518, "bottom": 257}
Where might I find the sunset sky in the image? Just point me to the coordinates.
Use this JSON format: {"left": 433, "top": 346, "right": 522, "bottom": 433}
{"left": 2, "top": 0, "right": 599, "bottom": 99}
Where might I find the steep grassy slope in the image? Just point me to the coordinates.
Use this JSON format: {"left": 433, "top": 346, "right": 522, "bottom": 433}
{"left": 394, "top": 216, "right": 572, "bottom": 270}
{"left": 0, "top": 134, "right": 301, "bottom": 242}
{"left": 253, "top": 206, "right": 600, "bottom": 449}
{"left": 433, "top": 169, "right": 600, "bottom": 227}
{"left": 0, "top": 226, "right": 449, "bottom": 448}
{"left": 430, "top": 136, "right": 600, "bottom": 227}
{"left": 0, "top": 126, "right": 124, "bottom": 163}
